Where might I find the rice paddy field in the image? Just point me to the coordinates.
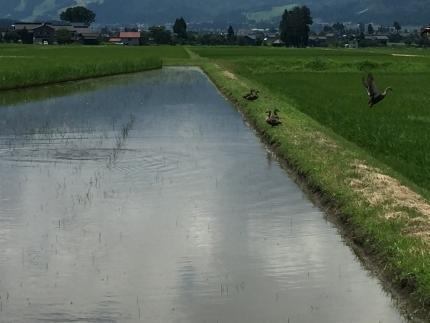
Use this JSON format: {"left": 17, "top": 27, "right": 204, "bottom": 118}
{"left": 193, "top": 47, "right": 430, "bottom": 198}
{"left": 2, "top": 43, "right": 430, "bottom": 316}
{"left": 0, "top": 45, "right": 189, "bottom": 90}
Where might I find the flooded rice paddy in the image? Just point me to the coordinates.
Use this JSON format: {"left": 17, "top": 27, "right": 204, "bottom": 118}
{"left": 0, "top": 67, "right": 407, "bottom": 322}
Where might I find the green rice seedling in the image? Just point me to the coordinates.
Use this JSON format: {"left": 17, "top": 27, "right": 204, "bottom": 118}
{"left": 0, "top": 45, "right": 189, "bottom": 90}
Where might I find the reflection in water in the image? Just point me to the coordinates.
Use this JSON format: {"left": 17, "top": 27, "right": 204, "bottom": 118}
{"left": 0, "top": 67, "right": 407, "bottom": 322}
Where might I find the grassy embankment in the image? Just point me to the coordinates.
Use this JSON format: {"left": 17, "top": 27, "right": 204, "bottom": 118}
{"left": 0, "top": 45, "right": 188, "bottom": 90}
{"left": 191, "top": 46, "right": 430, "bottom": 317}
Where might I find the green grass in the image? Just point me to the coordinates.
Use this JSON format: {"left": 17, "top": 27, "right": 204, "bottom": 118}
{"left": 0, "top": 45, "right": 189, "bottom": 90}
{"left": 194, "top": 46, "right": 430, "bottom": 196}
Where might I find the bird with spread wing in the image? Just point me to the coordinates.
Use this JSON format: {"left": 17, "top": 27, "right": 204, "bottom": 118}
{"left": 362, "top": 73, "right": 392, "bottom": 108}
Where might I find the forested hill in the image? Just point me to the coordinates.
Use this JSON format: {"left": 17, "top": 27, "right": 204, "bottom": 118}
{"left": 1, "top": 0, "right": 428, "bottom": 25}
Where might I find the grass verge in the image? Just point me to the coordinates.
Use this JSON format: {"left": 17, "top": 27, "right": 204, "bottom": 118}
{"left": 200, "top": 60, "right": 430, "bottom": 321}
{"left": 193, "top": 47, "right": 430, "bottom": 195}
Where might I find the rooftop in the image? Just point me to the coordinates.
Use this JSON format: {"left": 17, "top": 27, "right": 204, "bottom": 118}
{"left": 119, "top": 32, "right": 140, "bottom": 38}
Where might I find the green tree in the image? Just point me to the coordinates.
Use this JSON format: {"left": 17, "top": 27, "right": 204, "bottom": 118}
{"left": 56, "top": 28, "right": 73, "bottom": 44}
{"left": 393, "top": 21, "right": 401, "bottom": 32}
{"left": 139, "top": 31, "right": 150, "bottom": 45}
{"left": 60, "top": 6, "right": 96, "bottom": 25}
{"left": 367, "top": 24, "right": 374, "bottom": 35}
{"left": 227, "top": 25, "right": 235, "bottom": 43}
{"left": 279, "top": 10, "right": 290, "bottom": 45}
{"left": 149, "top": 26, "right": 172, "bottom": 44}
{"left": 332, "top": 22, "right": 345, "bottom": 33}
{"left": 4, "top": 30, "right": 19, "bottom": 43}
{"left": 279, "top": 6, "right": 312, "bottom": 47}
{"left": 173, "top": 17, "right": 187, "bottom": 39}
{"left": 323, "top": 25, "right": 333, "bottom": 33}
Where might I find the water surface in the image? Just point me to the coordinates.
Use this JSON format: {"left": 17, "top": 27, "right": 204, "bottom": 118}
{"left": 0, "top": 67, "right": 406, "bottom": 322}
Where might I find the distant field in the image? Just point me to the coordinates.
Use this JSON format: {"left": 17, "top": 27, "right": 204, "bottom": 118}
{"left": 0, "top": 45, "right": 188, "bottom": 90}
{"left": 194, "top": 46, "right": 430, "bottom": 194}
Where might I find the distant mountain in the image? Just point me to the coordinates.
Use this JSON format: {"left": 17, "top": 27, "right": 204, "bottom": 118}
{"left": 0, "top": 0, "right": 429, "bottom": 25}
{"left": 309, "top": 0, "right": 430, "bottom": 26}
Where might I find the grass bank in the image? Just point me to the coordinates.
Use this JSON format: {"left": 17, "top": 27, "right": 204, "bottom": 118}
{"left": 194, "top": 48, "right": 430, "bottom": 319}
{"left": 194, "top": 47, "right": 430, "bottom": 196}
{"left": 0, "top": 45, "right": 189, "bottom": 90}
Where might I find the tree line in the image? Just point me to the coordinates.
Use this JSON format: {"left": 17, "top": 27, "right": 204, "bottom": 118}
{"left": 137, "top": 24, "right": 255, "bottom": 46}
{"left": 2, "top": 4, "right": 429, "bottom": 47}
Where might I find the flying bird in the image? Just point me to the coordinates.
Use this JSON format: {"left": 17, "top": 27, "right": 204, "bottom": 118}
{"left": 362, "top": 73, "right": 392, "bottom": 108}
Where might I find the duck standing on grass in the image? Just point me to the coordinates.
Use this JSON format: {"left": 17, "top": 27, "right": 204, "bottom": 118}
{"left": 362, "top": 73, "right": 392, "bottom": 108}
{"left": 243, "top": 89, "right": 259, "bottom": 101}
{"left": 266, "top": 109, "right": 282, "bottom": 127}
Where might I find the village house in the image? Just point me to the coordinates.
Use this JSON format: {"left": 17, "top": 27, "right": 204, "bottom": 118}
{"left": 241, "top": 34, "right": 257, "bottom": 45}
{"left": 13, "top": 22, "right": 43, "bottom": 31}
{"left": 365, "top": 35, "right": 389, "bottom": 46}
{"left": 308, "top": 36, "right": 328, "bottom": 47}
{"left": 262, "top": 31, "right": 279, "bottom": 46}
{"left": 108, "top": 37, "right": 123, "bottom": 45}
{"left": 345, "top": 39, "right": 359, "bottom": 48}
{"left": 12, "top": 21, "right": 98, "bottom": 44}
{"left": 119, "top": 32, "right": 141, "bottom": 45}
{"left": 14, "top": 22, "right": 59, "bottom": 44}
{"left": 50, "top": 23, "right": 75, "bottom": 32}
{"left": 79, "top": 32, "right": 100, "bottom": 45}
{"left": 271, "top": 39, "right": 285, "bottom": 47}
{"left": 33, "top": 24, "right": 56, "bottom": 44}
{"left": 71, "top": 23, "right": 92, "bottom": 36}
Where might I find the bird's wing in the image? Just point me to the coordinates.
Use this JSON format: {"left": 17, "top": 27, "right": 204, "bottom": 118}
{"left": 362, "top": 75, "right": 373, "bottom": 98}
{"left": 362, "top": 76, "right": 369, "bottom": 91}
{"left": 366, "top": 73, "right": 381, "bottom": 98}
{"left": 370, "top": 81, "right": 381, "bottom": 98}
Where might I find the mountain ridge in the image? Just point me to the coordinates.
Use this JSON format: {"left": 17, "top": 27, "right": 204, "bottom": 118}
{"left": 1, "top": 0, "right": 428, "bottom": 26}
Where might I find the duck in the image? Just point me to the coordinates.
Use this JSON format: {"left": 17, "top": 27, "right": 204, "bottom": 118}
{"left": 362, "top": 73, "right": 392, "bottom": 108}
{"left": 243, "top": 89, "right": 259, "bottom": 101}
{"left": 266, "top": 109, "right": 282, "bottom": 127}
